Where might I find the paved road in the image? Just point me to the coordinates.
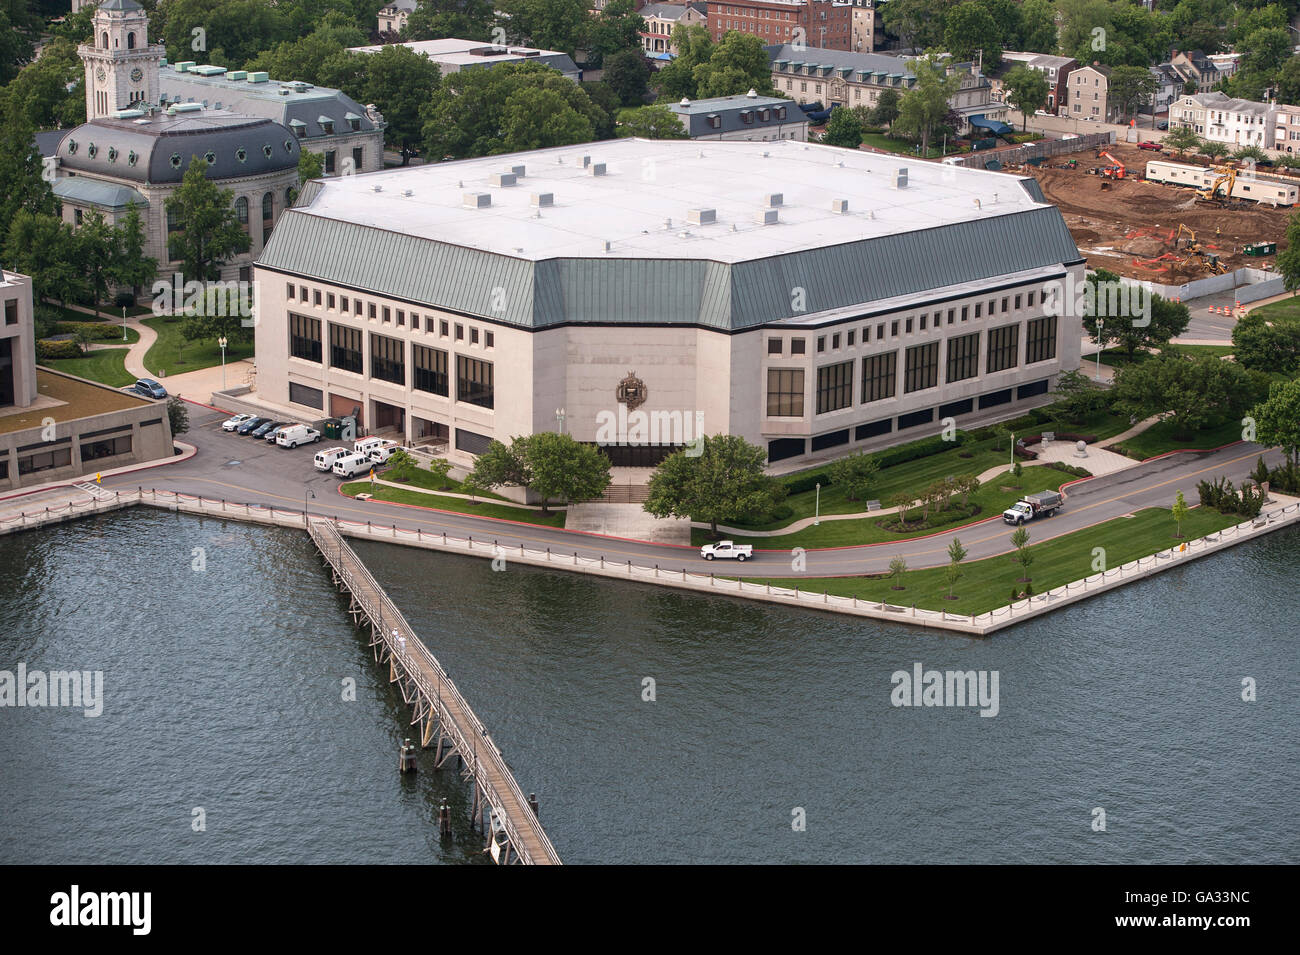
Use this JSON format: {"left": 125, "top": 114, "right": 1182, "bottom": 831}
{"left": 99, "top": 402, "right": 1283, "bottom": 579}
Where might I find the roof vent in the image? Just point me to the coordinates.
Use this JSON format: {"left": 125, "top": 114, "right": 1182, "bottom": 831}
{"left": 746, "top": 88, "right": 758, "bottom": 98}
{"left": 679, "top": 97, "right": 690, "bottom": 106}
{"left": 511, "top": 165, "right": 525, "bottom": 178}
{"left": 588, "top": 162, "right": 606, "bottom": 176}
{"left": 227, "top": 70, "right": 247, "bottom": 81}
{"left": 664, "top": 218, "right": 672, "bottom": 229}
{"left": 175, "top": 61, "right": 196, "bottom": 73}
{"left": 765, "top": 193, "right": 783, "bottom": 207}
{"left": 894, "top": 168, "right": 908, "bottom": 188}
{"left": 755, "top": 209, "right": 779, "bottom": 225}
{"left": 402, "top": 189, "right": 413, "bottom": 197}
{"left": 246, "top": 71, "right": 269, "bottom": 84}
{"left": 373, "top": 184, "right": 383, "bottom": 193}
{"left": 687, "top": 208, "right": 716, "bottom": 225}
{"left": 582, "top": 155, "right": 591, "bottom": 168}
{"left": 603, "top": 240, "right": 611, "bottom": 252}
{"left": 831, "top": 199, "right": 850, "bottom": 214}
{"left": 491, "top": 172, "right": 517, "bottom": 187}
{"left": 463, "top": 192, "right": 491, "bottom": 208}
{"left": 531, "top": 192, "right": 553, "bottom": 207}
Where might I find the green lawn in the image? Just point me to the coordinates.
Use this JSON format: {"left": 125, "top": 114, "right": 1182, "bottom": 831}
{"left": 340, "top": 482, "right": 567, "bottom": 527}
{"left": 743, "top": 507, "right": 1242, "bottom": 615}
{"left": 695, "top": 465, "right": 1076, "bottom": 548}
{"left": 1247, "top": 297, "right": 1300, "bottom": 322}
{"left": 38, "top": 348, "right": 135, "bottom": 387}
{"left": 860, "top": 132, "right": 948, "bottom": 159}
{"left": 39, "top": 302, "right": 151, "bottom": 323}
{"left": 381, "top": 465, "right": 510, "bottom": 502}
{"left": 1111, "top": 417, "right": 1243, "bottom": 459}
{"left": 1095, "top": 344, "right": 1234, "bottom": 368}
{"left": 142, "top": 316, "right": 254, "bottom": 376}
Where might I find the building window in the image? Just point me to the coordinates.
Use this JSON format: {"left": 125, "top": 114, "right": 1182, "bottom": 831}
{"left": 262, "top": 192, "right": 273, "bottom": 223}
{"left": 80, "top": 434, "right": 132, "bottom": 462}
{"left": 328, "top": 323, "right": 362, "bottom": 374}
{"left": 766, "top": 368, "right": 804, "bottom": 417}
{"left": 768, "top": 338, "right": 783, "bottom": 355}
{"left": 974, "top": 302, "right": 982, "bottom": 318}
{"left": 370, "top": 332, "right": 405, "bottom": 385}
{"left": 876, "top": 323, "right": 885, "bottom": 339}
{"left": 289, "top": 382, "right": 323, "bottom": 409}
{"left": 815, "top": 360, "right": 853, "bottom": 414}
{"left": 235, "top": 197, "right": 248, "bottom": 227}
{"left": 457, "top": 355, "right": 494, "bottom": 408}
{"left": 353, "top": 146, "right": 364, "bottom": 171}
{"left": 987, "top": 323, "right": 1020, "bottom": 373}
{"left": 1026, "top": 315, "right": 1057, "bottom": 364}
{"left": 327, "top": 293, "right": 335, "bottom": 310}
{"left": 817, "top": 336, "right": 826, "bottom": 353}
{"left": 861, "top": 352, "right": 896, "bottom": 403}
{"left": 946, "top": 332, "right": 980, "bottom": 383}
{"left": 790, "top": 337, "right": 805, "bottom": 355}
{"left": 470, "top": 327, "right": 478, "bottom": 345}
{"left": 382, "top": 307, "right": 391, "bottom": 323}
{"left": 396, "top": 310, "right": 405, "bottom": 327}
{"left": 368, "top": 303, "right": 376, "bottom": 319}
{"left": 18, "top": 446, "right": 72, "bottom": 475}
{"left": 286, "top": 283, "right": 295, "bottom": 301}
{"left": 485, "top": 331, "right": 494, "bottom": 348}
{"left": 904, "top": 342, "right": 939, "bottom": 393}
{"left": 413, "top": 344, "right": 449, "bottom": 397}
{"left": 289, "top": 313, "right": 322, "bottom": 363}
{"left": 324, "top": 150, "right": 336, "bottom": 174}
{"left": 455, "top": 323, "right": 464, "bottom": 341}
{"left": 313, "top": 290, "right": 321, "bottom": 306}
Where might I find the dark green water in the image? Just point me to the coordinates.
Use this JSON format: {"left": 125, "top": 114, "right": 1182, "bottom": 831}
{"left": 1, "top": 509, "right": 1296, "bottom": 863}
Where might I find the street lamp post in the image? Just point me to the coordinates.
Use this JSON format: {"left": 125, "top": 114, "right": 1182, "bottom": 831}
{"left": 814, "top": 482, "right": 821, "bottom": 526}
{"left": 304, "top": 488, "right": 315, "bottom": 526}
{"left": 218, "top": 336, "right": 228, "bottom": 391}
{"left": 555, "top": 407, "right": 566, "bottom": 435}
{"left": 1095, "top": 319, "right": 1105, "bottom": 382}
{"left": 122, "top": 306, "right": 128, "bottom": 342}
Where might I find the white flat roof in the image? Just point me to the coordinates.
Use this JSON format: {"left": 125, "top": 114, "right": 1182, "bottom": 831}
{"left": 347, "top": 38, "right": 571, "bottom": 66}
{"left": 300, "top": 138, "right": 1048, "bottom": 264}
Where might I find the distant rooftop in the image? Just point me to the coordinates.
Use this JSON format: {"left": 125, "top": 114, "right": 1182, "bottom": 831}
{"left": 347, "top": 38, "right": 580, "bottom": 76}
{"left": 1, "top": 369, "right": 150, "bottom": 436}
{"left": 667, "top": 92, "right": 795, "bottom": 114}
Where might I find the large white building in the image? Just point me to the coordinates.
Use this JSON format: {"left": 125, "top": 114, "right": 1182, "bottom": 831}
{"left": 253, "top": 139, "right": 1082, "bottom": 469}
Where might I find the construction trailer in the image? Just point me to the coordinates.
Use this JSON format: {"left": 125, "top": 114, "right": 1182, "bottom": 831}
{"left": 1144, "top": 160, "right": 1299, "bottom": 206}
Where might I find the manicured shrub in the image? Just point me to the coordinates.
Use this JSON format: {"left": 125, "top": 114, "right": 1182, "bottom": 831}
{"left": 36, "top": 339, "right": 82, "bottom": 359}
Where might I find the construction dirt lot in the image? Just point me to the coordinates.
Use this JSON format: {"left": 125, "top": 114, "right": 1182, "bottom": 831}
{"left": 1018, "top": 141, "right": 1292, "bottom": 284}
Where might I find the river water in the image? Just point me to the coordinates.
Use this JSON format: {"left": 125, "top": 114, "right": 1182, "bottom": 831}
{"left": 1, "top": 508, "right": 1295, "bottom": 864}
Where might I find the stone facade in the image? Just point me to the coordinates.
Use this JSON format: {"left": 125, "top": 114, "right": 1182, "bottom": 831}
{"left": 0, "top": 272, "right": 37, "bottom": 411}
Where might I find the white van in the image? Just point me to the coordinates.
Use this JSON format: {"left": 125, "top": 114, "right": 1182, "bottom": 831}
{"left": 333, "top": 452, "right": 373, "bottom": 479}
{"left": 353, "top": 436, "right": 386, "bottom": 457}
{"left": 367, "top": 440, "right": 400, "bottom": 464}
{"left": 314, "top": 446, "right": 351, "bottom": 472}
{"left": 276, "top": 424, "right": 321, "bottom": 448}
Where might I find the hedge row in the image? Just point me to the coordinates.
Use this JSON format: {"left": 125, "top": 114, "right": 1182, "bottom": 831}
{"left": 54, "top": 322, "right": 129, "bottom": 340}
{"left": 36, "top": 340, "right": 83, "bottom": 359}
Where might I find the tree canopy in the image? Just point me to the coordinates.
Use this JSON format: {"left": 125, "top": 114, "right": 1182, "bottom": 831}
{"left": 644, "top": 434, "right": 785, "bottom": 536}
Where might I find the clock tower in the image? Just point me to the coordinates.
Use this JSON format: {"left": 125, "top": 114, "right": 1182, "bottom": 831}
{"left": 79, "top": 0, "right": 164, "bottom": 120}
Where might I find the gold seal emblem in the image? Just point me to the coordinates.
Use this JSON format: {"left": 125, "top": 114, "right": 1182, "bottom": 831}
{"left": 616, "top": 371, "right": 647, "bottom": 412}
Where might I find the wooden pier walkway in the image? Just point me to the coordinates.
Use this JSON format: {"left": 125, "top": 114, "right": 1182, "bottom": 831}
{"left": 308, "top": 518, "right": 561, "bottom": 865}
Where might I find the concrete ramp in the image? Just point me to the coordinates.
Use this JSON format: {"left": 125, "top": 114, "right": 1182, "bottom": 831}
{"left": 564, "top": 503, "right": 692, "bottom": 544}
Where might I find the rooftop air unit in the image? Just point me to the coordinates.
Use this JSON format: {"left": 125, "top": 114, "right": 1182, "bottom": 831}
{"left": 530, "top": 193, "right": 554, "bottom": 207}
{"left": 831, "top": 199, "right": 850, "bottom": 214}
{"left": 588, "top": 163, "right": 606, "bottom": 176}
{"left": 491, "top": 172, "right": 517, "bottom": 187}
{"left": 765, "top": 193, "right": 783, "bottom": 207}
{"left": 894, "top": 168, "right": 908, "bottom": 188}
{"left": 687, "top": 208, "right": 716, "bottom": 225}
{"left": 755, "top": 209, "right": 779, "bottom": 225}
{"left": 463, "top": 192, "right": 491, "bottom": 208}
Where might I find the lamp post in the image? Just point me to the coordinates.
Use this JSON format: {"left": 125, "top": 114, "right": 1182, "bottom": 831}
{"left": 304, "top": 488, "right": 315, "bottom": 526}
{"left": 122, "top": 306, "right": 128, "bottom": 342}
{"left": 814, "top": 482, "right": 821, "bottom": 526}
{"left": 218, "top": 336, "right": 228, "bottom": 391}
{"left": 555, "top": 407, "right": 566, "bottom": 435}
{"left": 1095, "top": 319, "right": 1105, "bottom": 382}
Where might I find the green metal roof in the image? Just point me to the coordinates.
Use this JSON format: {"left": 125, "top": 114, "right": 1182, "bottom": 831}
{"left": 52, "top": 177, "right": 147, "bottom": 210}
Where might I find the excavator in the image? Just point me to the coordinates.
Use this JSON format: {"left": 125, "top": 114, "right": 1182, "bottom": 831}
{"left": 1171, "top": 223, "right": 1229, "bottom": 273}
{"left": 1095, "top": 150, "right": 1127, "bottom": 179}
{"left": 1196, "top": 165, "right": 1245, "bottom": 207}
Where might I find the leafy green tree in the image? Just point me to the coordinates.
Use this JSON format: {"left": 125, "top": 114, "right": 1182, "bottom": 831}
{"left": 0, "top": 9, "right": 34, "bottom": 85}
{"left": 0, "top": 92, "right": 57, "bottom": 243}
{"left": 298, "top": 149, "right": 324, "bottom": 186}
{"left": 1163, "top": 125, "right": 1202, "bottom": 155}
{"left": 1276, "top": 56, "right": 1300, "bottom": 106}
{"left": 643, "top": 434, "right": 784, "bottom": 538}
{"left": 515, "top": 432, "right": 612, "bottom": 510}
{"left": 500, "top": 0, "right": 590, "bottom": 56}
{"left": 159, "top": 0, "right": 293, "bottom": 68}
{"left": 467, "top": 438, "right": 530, "bottom": 490}
{"left": 50, "top": 4, "right": 97, "bottom": 45}
{"left": 889, "top": 491, "right": 915, "bottom": 525}
{"left": 428, "top": 458, "right": 454, "bottom": 490}
{"left": 1251, "top": 377, "right": 1300, "bottom": 468}
{"left": 616, "top": 105, "right": 688, "bottom": 139}
{"left": 945, "top": 537, "right": 967, "bottom": 598}
{"left": 243, "top": 14, "right": 368, "bottom": 82}
{"left": 500, "top": 87, "right": 594, "bottom": 152}
{"left": 1081, "top": 269, "right": 1189, "bottom": 359}
{"left": 110, "top": 205, "right": 157, "bottom": 300}
{"left": 77, "top": 211, "right": 119, "bottom": 321}
{"left": 1107, "top": 65, "right": 1158, "bottom": 122}
{"left": 693, "top": 31, "right": 775, "bottom": 99}
{"left": 1241, "top": 26, "right": 1291, "bottom": 79}
{"left": 167, "top": 396, "right": 190, "bottom": 437}
{"left": 880, "top": 0, "right": 957, "bottom": 52}
{"left": 4, "top": 211, "right": 83, "bottom": 306}
{"left": 1010, "top": 525, "right": 1032, "bottom": 581}
{"left": 1276, "top": 211, "right": 1300, "bottom": 294}
{"left": 1111, "top": 354, "right": 1254, "bottom": 439}
{"left": 1231, "top": 312, "right": 1300, "bottom": 375}
{"left": 1200, "top": 138, "right": 1230, "bottom": 160}
{"left": 1016, "top": 0, "right": 1059, "bottom": 53}
{"left": 403, "top": 0, "right": 495, "bottom": 41}
{"left": 1172, "top": 489, "right": 1190, "bottom": 538}
{"left": 944, "top": 3, "right": 1001, "bottom": 69}
{"left": 181, "top": 285, "right": 254, "bottom": 346}
{"left": 164, "top": 158, "right": 251, "bottom": 286}
{"left": 584, "top": 0, "right": 646, "bottom": 70}
{"left": 870, "top": 89, "right": 900, "bottom": 130}
{"left": 1002, "top": 66, "right": 1050, "bottom": 130}
{"left": 602, "top": 48, "right": 650, "bottom": 107}
{"left": 1052, "top": 369, "right": 1110, "bottom": 423}
{"left": 822, "top": 106, "right": 863, "bottom": 148}
{"left": 828, "top": 452, "right": 879, "bottom": 502}
{"left": 384, "top": 447, "right": 418, "bottom": 481}
{"left": 651, "top": 25, "right": 712, "bottom": 100}
{"left": 894, "top": 55, "right": 960, "bottom": 156}
{"left": 352, "top": 44, "right": 443, "bottom": 158}
{"left": 888, "top": 555, "right": 908, "bottom": 590}
{"left": 3, "top": 37, "right": 85, "bottom": 130}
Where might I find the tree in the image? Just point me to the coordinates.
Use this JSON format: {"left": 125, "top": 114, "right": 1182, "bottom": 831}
{"left": 514, "top": 432, "right": 612, "bottom": 510}
{"left": 870, "top": 89, "right": 900, "bottom": 130}
{"left": 468, "top": 438, "right": 530, "bottom": 490}
{"left": 693, "top": 32, "right": 776, "bottom": 99}
{"left": 1251, "top": 377, "right": 1300, "bottom": 468}
{"left": 164, "top": 158, "right": 251, "bottom": 286}
{"left": 1081, "top": 269, "right": 1190, "bottom": 359}
{"left": 500, "top": 87, "right": 595, "bottom": 152}
{"left": 404, "top": 0, "right": 494, "bottom": 41}
{"left": 643, "top": 434, "right": 784, "bottom": 537}
{"left": 298, "top": 149, "right": 324, "bottom": 184}
{"left": 167, "top": 396, "right": 190, "bottom": 437}
{"left": 3, "top": 37, "right": 85, "bottom": 131}
{"left": 1108, "top": 65, "right": 1158, "bottom": 121}
{"left": 77, "top": 211, "right": 119, "bottom": 321}
{"left": 1241, "top": 26, "right": 1291, "bottom": 80}
{"left": 348, "top": 44, "right": 443, "bottom": 160}
{"left": 1163, "top": 125, "right": 1202, "bottom": 155}
{"left": 428, "top": 458, "right": 454, "bottom": 490}
{"left": 1111, "top": 354, "right": 1254, "bottom": 439}
{"left": 1002, "top": 66, "right": 1050, "bottom": 130}
{"left": 1016, "top": 0, "right": 1058, "bottom": 53}
{"left": 384, "top": 447, "right": 418, "bottom": 481}
{"left": 158, "top": 0, "right": 294, "bottom": 69}
{"left": 894, "top": 55, "right": 960, "bottom": 156}
{"left": 110, "top": 205, "right": 157, "bottom": 301}
{"left": 888, "top": 555, "right": 908, "bottom": 590}
{"left": 828, "top": 452, "right": 879, "bottom": 502}
{"left": 1231, "top": 312, "right": 1300, "bottom": 375}
{"left": 880, "top": 0, "right": 957, "bottom": 52}
{"left": 1010, "top": 525, "right": 1032, "bottom": 582}
{"left": 181, "top": 285, "right": 254, "bottom": 347}
{"left": 1276, "top": 56, "right": 1300, "bottom": 106}
{"left": 1200, "top": 138, "right": 1230, "bottom": 160}
{"left": 1172, "top": 489, "right": 1190, "bottom": 538}
{"left": 602, "top": 49, "right": 650, "bottom": 107}
{"left": 1052, "top": 369, "right": 1110, "bottom": 423}
{"left": 243, "top": 15, "right": 368, "bottom": 84}
{"left": 945, "top": 537, "right": 967, "bottom": 598}
{"left": 1276, "top": 211, "right": 1300, "bottom": 294}
{"left": 499, "top": 0, "right": 590, "bottom": 56}
{"left": 650, "top": 26, "right": 713, "bottom": 100}
{"left": 73, "top": 325, "right": 94, "bottom": 355}
{"left": 4, "top": 211, "right": 84, "bottom": 306}
{"left": 944, "top": 4, "right": 1002, "bottom": 70}
{"left": 584, "top": 0, "right": 646, "bottom": 70}
{"left": 889, "top": 491, "right": 915, "bottom": 525}
{"left": 0, "top": 92, "right": 57, "bottom": 245}
{"left": 822, "top": 106, "right": 863, "bottom": 148}
{"left": 615, "top": 105, "right": 688, "bottom": 139}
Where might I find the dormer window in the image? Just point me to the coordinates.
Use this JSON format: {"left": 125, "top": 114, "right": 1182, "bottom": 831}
{"left": 318, "top": 115, "right": 334, "bottom": 134}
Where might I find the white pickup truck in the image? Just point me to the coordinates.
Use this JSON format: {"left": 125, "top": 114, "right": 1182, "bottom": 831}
{"left": 700, "top": 540, "right": 753, "bottom": 561}
{"left": 1002, "top": 490, "right": 1064, "bottom": 525}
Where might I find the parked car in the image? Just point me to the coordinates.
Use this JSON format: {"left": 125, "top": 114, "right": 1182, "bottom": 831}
{"left": 250, "top": 419, "right": 284, "bottom": 438}
{"left": 1137, "top": 141, "right": 1163, "bottom": 151}
{"left": 235, "top": 416, "right": 267, "bottom": 435}
{"left": 1156, "top": 120, "right": 1169, "bottom": 130}
{"left": 700, "top": 540, "right": 753, "bottom": 562}
{"left": 332, "top": 452, "right": 373, "bottom": 479}
{"left": 1002, "top": 491, "right": 1064, "bottom": 525}
{"left": 131, "top": 378, "right": 167, "bottom": 399}
{"left": 314, "top": 446, "right": 351, "bottom": 471}
{"left": 221, "top": 413, "right": 255, "bottom": 432}
{"left": 277, "top": 424, "right": 322, "bottom": 448}
{"left": 263, "top": 424, "right": 292, "bottom": 443}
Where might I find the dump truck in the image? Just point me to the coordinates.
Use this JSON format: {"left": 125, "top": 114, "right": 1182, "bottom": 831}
{"left": 1002, "top": 490, "right": 1064, "bottom": 525}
